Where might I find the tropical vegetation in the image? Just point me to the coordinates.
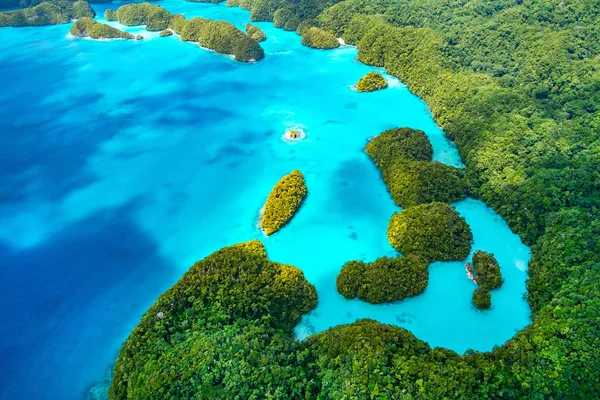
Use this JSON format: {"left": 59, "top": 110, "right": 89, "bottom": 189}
{"left": 336, "top": 255, "right": 429, "bottom": 303}
{"left": 261, "top": 170, "right": 307, "bottom": 235}
{"left": 472, "top": 287, "right": 491, "bottom": 310}
{"left": 245, "top": 22, "right": 265, "bottom": 41}
{"left": 0, "top": 0, "right": 94, "bottom": 27}
{"left": 301, "top": 26, "right": 338, "bottom": 49}
{"left": 70, "top": 17, "right": 134, "bottom": 39}
{"left": 388, "top": 202, "right": 472, "bottom": 262}
{"left": 472, "top": 250, "right": 503, "bottom": 290}
{"left": 356, "top": 71, "right": 387, "bottom": 92}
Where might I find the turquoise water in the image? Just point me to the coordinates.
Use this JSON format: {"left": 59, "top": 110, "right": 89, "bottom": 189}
{"left": 0, "top": 2, "right": 530, "bottom": 399}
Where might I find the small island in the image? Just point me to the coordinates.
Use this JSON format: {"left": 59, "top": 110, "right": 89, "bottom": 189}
{"left": 113, "top": 3, "right": 172, "bottom": 31}
{"left": 70, "top": 17, "right": 134, "bottom": 40}
{"left": 159, "top": 29, "right": 173, "bottom": 37}
{"left": 366, "top": 127, "right": 466, "bottom": 207}
{"left": 366, "top": 127, "right": 433, "bottom": 168}
{"left": 246, "top": 23, "right": 266, "bottom": 42}
{"left": 301, "top": 27, "right": 339, "bottom": 50}
{"left": 356, "top": 71, "right": 388, "bottom": 92}
{"left": 470, "top": 251, "right": 503, "bottom": 310}
{"left": 107, "top": 4, "right": 265, "bottom": 62}
{"left": 336, "top": 255, "right": 429, "bottom": 304}
{"left": 472, "top": 287, "right": 491, "bottom": 310}
{"left": 388, "top": 202, "right": 473, "bottom": 262}
{"left": 0, "top": 0, "right": 94, "bottom": 27}
{"left": 282, "top": 128, "right": 306, "bottom": 142}
{"left": 260, "top": 170, "right": 307, "bottom": 236}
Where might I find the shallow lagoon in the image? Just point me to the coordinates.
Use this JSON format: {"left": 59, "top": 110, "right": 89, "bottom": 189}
{"left": 0, "top": 2, "right": 530, "bottom": 399}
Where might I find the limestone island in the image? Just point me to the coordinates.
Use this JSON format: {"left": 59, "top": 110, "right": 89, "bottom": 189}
{"left": 337, "top": 255, "right": 429, "bottom": 304}
{"left": 282, "top": 128, "right": 306, "bottom": 142}
{"left": 105, "top": 3, "right": 265, "bottom": 62}
{"left": 159, "top": 29, "right": 173, "bottom": 37}
{"left": 0, "top": 0, "right": 94, "bottom": 27}
{"left": 246, "top": 23, "right": 266, "bottom": 42}
{"left": 108, "top": 240, "right": 317, "bottom": 399}
{"left": 260, "top": 170, "right": 307, "bottom": 236}
{"left": 388, "top": 202, "right": 473, "bottom": 262}
{"left": 301, "top": 27, "right": 339, "bottom": 50}
{"left": 70, "top": 18, "right": 134, "bottom": 40}
{"left": 366, "top": 127, "right": 467, "bottom": 208}
{"left": 471, "top": 250, "right": 503, "bottom": 310}
{"left": 356, "top": 71, "right": 388, "bottom": 92}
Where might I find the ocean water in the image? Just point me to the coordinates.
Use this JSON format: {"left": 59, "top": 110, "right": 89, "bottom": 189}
{"left": 0, "top": 2, "right": 531, "bottom": 399}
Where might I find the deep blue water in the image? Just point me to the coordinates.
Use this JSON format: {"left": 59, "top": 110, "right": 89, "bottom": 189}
{"left": 0, "top": 2, "right": 531, "bottom": 399}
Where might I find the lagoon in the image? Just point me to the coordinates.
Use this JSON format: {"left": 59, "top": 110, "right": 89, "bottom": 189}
{"left": 0, "top": 2, "right": 530, "bottom": 399}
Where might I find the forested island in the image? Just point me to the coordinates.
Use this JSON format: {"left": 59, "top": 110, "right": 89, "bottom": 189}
{"left": 356, "top": 71, "right": 387, "bottom": 92}
{"left": 108, "top": 0, "right": 600, "bottom": 397}
{"left": 260, "top": 170, "right": 307, "bottom": 235}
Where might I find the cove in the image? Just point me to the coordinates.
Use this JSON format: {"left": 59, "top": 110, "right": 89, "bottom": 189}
{"left": 0, "top": 1, "right": 530, "bottom": 399}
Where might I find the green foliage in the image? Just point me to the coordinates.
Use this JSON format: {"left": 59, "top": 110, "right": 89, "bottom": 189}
{"left": 0, "top": 0, "right": 94, "bottom": 27}
{"left": 336, "top": 255, "right": 429, "bottom": 304}
{"left": 472, "top": 250, "right": 503, "bottom": 290}
{"left": 175, "top": 16, "right": 265, "bottom": 62}
{"left": 366, "top": 127, "right": 466, "bottom": 207}
{"left": 273, "top": 6, "right": 299, "bottom": 31}
{"left": 261, "top": 170, "right": 307, "bottom": 235}
{"left": 135, "top": 34, "right": 143, "bottom": 40}
{"left": 70, "top": 17, "right": 133, "bottom": 39}
{"left": 114, "top": 3, "right": 170, "bottom": 31}
{"left": 388, "top": 202, "right": 472, "bottom": 262}
{"left": 245, "top": 22, "right": 266, "bottom": 41}
{"left": 108, "top": 240, "right": 317, "bottom": 399}
{"left": 387, "top": 160, "right": 467, "bottom": 208}
{"left": 71, "top": 0, "right": 93, "bottom": 18}
{"left": 158, "top": 28, "right": 172, "bottom": 37}
{"left": 301, "top": 26, "right": 339, "bottom": 49}
{"left": 366, "top": 127, "right": 432, "bottom": 167}
{"left": 356, "top": 71, "right": 387, "bottom": 92}
{"left": 104, "top": 9, "right": 116, "bottom": 21}
{"left": 472, "top": 287, "right": 491, "bottom": 310}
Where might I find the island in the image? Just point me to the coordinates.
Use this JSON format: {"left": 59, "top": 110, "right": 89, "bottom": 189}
{"left": 159, "top": 29, "right": 173, "bottom": 37}
{"left": 260, "top": 170, "right": 307, "bottom": 235}
{"left": 367, "top": 127, "right": 467, "bottom": 207}
{"left": 0, "top": 0, "right": 94, "bottom": 27}
{"left": 472, "top": 287, "right": 491, "bottom": 310}
{"left": 108, "top": 240, "right": 317, "bottom": 399}
{"left": 105, "top": 3, "right": 265, "bottom": 62}
{"left": 282, "top": 128, "right": 306, "bottom": 142}
{"left": 336, "top": 255, "right": 429, "bottom": 304}
{"left": 388, "top": 202, "right": 473, "bottom": 262}
{"left": 469, "top": 251, "right": 503, "bottom": 310}
{"left": 356, "top": 71, "right": 388, "bottom": 92}
{"left": 246, "top": 23, "right": 266, "bottom": 42}
{"left": 301, "top": 27, "right": 339, "bottom": 49}
{"left": 112, "top": 3, "right": 172, "bottom": 31}
{"left": 70, "top": 17, "right": 134, "bottom": 39}
{"left": 366, "top": 127, "right": 433, "bottom": 167}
